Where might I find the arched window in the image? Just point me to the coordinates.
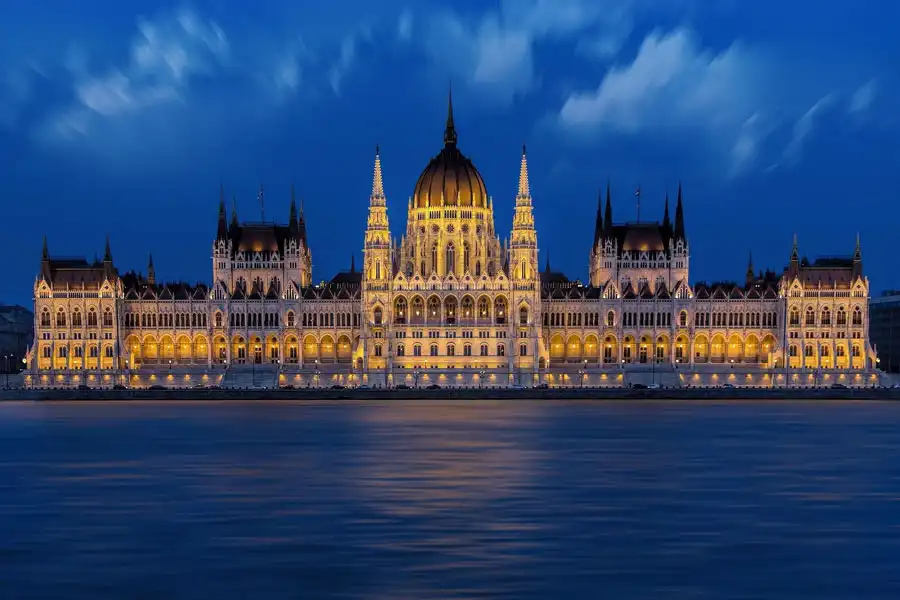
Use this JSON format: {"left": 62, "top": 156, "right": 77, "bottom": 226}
{"left": 87, "top": 308, "right": 98, "bottom": 327}
{"left": 464, "top": 344, "right": 472, "bottom": 356}
{"left": 607, "top": 311, "right": 615, "bottom": 328}
{"left": 478, "top": 297, "right": 490, "bottom": 319}
{"left": 519, "top": 306, "right": 528, "bottom": 325}
{"left": 72, "top": 309, "right": 82, "bottom": 328}
{"left": 397, "top": 343, "right": 405, "bottom": 356}
{"left": 447, "top": 344, "right": 455, "bottom": 356}
{"left": 475, "top": 261, "right": 482, "bottom": 277}
{"left": 411, "top": 297, "right": 424, "bottom": 320}
{"left": 446, "top": 242, "right": 456, "bottom": 275}
{"left": 56, "top": 309, "right": 66, "bottom": 328}
{"left": 105, "top": 346, "right": 114, "bottom": 358}
{"left": 520, "top": 343, "right": 527, "bottom": 356}
{"left": 374, "top": 344, "right": 382, "bottom": 357}
{"left": 394, "top": 298, "right": 408, "bottom": 324}
{"left": 805, "top": 307, "right": 815, "bottom": 326}
{"left": 837, "top": 307, "right": 847, "bottom": 326}
{"left": 215, "top": 312, "right": 223, "bottom": 328}
{"left": 679, "top": 310, "right": 688, "bottom": 328}
{"left": 373, "top": 307, "right": 382, "bottom": 325}
{"left": 413, "top": 344, "right": 422, "bottom": 357}
{"left": 430, "top": 344, "right": 438, "bottom": 356}
{"left": 804, "top": 345, "right": 815, "bottom": 357}
{"left": 852, "top": 307, "right": 863, "bottom": 326}
{"left": 520, "top": 260, "right": 527, "bottom": 280}
{"left": 89, "top": 346, "right": 98, "bottom": 358}
{"left": 461, "top": 296, "right": 474, "bottom": 319}
{"left": 428, "top": 296, "right": 440, "bottom": 320}
{"left": 405, "top": 262, "right": 414, "bottom": 277}
{"left": 821, "top": 307, "right": 831, "bottom": 326}
{"left": 287, "top": 311, "right": 295, "bottom": 327}
{"left": 103, "top": 309, "right": 113, "bottom": 328}
{"left": 375, "top": 261, "right": 382, "bottom": 280}
{"left": 480, "top": 343, "right": 488, "bottom": 356}
{"left": 40, "top": 309, "right": 51, "bottom": 328}
{"left": 789, "top": 307, "right": 800, "bottom": 326}
{"left": 463, "top": 243, "right": 470, "bottom": 273}
{"left": 494, "top": 297, "right": 507, "bottom": 324}
{"left": 431, "top": 243, "right": 438, "bottom": 275}
{"left": 497, "top": 344, "right": 506, "bottom": 357}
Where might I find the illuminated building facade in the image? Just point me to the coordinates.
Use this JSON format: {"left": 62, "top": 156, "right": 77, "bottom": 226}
{"left": 25, "top": 97, "right": 879, "bottom": 389}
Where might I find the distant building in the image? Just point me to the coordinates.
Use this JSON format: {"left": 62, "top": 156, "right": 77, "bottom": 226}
{"left": 0, "top": 304, "right": 33, "bottom": 372}
{"left": 23, "top": 95, "right": 879, "bottom": 388}
{"left": 869, "top": 291, "right": 900, "bottom": 373}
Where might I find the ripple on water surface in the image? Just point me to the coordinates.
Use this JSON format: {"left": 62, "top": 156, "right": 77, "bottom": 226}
{"left": 1, "top": 399, "right": 900, "bottom": 599}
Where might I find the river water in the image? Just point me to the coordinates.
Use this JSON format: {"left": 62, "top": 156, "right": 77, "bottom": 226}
{"left": 1, "top": 400, "right": 899, "bottom": 599}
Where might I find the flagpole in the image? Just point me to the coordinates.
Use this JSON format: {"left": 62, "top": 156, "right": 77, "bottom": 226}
{"left": 635, "top": 185, "right": 641, "bottom": 223}
{"left": 259, "top": 184, "right": 265, "bottom": 222}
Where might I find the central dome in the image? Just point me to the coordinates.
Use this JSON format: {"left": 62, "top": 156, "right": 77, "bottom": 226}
{"left": 412, "top": 94, "right": 488, "bottom": 209}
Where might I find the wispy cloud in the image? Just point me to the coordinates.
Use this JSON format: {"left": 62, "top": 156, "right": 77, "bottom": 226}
{"left": 849, "top": 79, "right": 877, "bottom": 115}
{"left": 421, "top": 0, "right": 631, "bottom": 103}
{"left": 782, "top": 93, "right": 835, "bottom": 165}
{"left": 557, "top": 28, "right": 767, "bottom": 174}
{"left": 328, "top": 29, "right": 370, "bottom": 96}
{"left": 39, "top": 8, "right": 228, "bottom": 141}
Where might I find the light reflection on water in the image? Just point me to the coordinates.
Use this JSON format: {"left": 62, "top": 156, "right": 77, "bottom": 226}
{"left": 1, "top": 400, "right": 900, "bottom": 599}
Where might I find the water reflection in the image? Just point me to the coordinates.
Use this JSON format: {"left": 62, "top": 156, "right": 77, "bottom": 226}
{"left": 1, "top": 400, "right": 900, "bottom": 599}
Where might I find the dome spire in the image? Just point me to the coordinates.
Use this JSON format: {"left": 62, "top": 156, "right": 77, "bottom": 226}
{"left": 444, "top": 85, "right": 457, "bottom": 147}
{"left": 517, "top": 144, "right": 530, "bottom": 199}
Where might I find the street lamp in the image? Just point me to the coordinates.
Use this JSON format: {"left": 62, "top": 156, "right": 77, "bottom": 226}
{"left": 314, "top": 358, "right": 320, "bottom": 388}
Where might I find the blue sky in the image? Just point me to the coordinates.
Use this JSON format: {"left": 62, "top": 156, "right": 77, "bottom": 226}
{"left": 1, "top": 0, "right": 897, "bottom": 306}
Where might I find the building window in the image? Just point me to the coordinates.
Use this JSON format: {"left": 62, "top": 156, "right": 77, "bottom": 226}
{"left": 606, "top": 311, "right": 615, "bottom": 328}
{"left": 397, "top": 343, "right": 405, "bottom": 357}
{"left": 520, "top": 343, "right": 527, "bottom": 356}
{"left": 287, "top": 311, "right": 295, "bottom": 327}
{"left": 789, "top": 307, "right": 800, "bottom": 326}
{"left": 480, "top": 344, "right": 488, "bottom": 356}
{"left": 519, "top": 306, "right": 528, "bottom": 325}
{"left": 56, "top": 309, "right": 66, "bottom": 328}
{"left": 852, "top": 307, "right": 862, "bottom": 326}
{"left": 413, "top": 344, "right": 422, "bottom": 357}
{"left": 679, "top": 310, "right": 688, "bottom": 328}
{"left": 497, "top": 344, "right": 505, "bottom": 357}
{"left": 41, "top": 309, "right": 51, "bottom": 328}
{"left": 430, "top": 344, "right": 438, "bottom": 357}
{"left": 87, "top": 309, "right": 98, "bottom": 327}
{"left": 105, "top": 346, "right": 114, "bottom": 358}
{"left": 103, "top": 309, "right": 113, "bottom": 328}
{"left": 447, "top": 344, "right": 455, "bottom": 357}
{"left": 464, "top": 344, "right": 472, "bottom": 356}
{"left": 373, "top": 307, "right": 383, "bottom": 325}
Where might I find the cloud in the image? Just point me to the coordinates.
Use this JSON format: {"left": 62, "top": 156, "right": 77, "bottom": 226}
{"left": 328, "top": 30, "right": 370, "bottom": 96}
{"left": 557, "top": 28, "right": 775, "bottom": 174}
{"left": 397, "top": 10, "right": 413, "bottom": 41}
{"left": 0, "top": 66, "right": 37, "bottom": 128}
{"left": 782, "top": 93, "right": 835, "bottom": 165}
{"left": 849, "top": 79, "right": 876, "bottom": 115}
{"left": 422, "top": 0, "right": 630, "bottom": 102}
{"left": 39, "top": 8, "right": 228, "bottom": 141}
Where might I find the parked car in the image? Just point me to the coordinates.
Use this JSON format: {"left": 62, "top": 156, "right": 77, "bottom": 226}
{"left": 395, "top": 384, "right": 410, "bottom": 389}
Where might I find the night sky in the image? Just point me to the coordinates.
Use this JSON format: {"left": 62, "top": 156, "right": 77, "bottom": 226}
{"left": 1, "top": 0, "right": 897, "bottom": 307}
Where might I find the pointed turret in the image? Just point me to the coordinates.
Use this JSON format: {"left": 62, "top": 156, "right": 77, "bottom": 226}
{"left": 350, "top": 253, "right": 356, "bottom": 273}
{"left": 372, "top": 144, "right": 385, "bottom": 201}
{"left": 593, "top": 188, "right": 604, "bottom": 247}
{"left": 103, "top": 235, "right": 112, "bottom": 262}
{"left": 545, "top": 252, "right": 551, "bottom": 273}
{"left": 217, "top": 184, "right": 228, "bottom": 240}
{"left": 603, "top": 182, "right": 613, "bottom": 238}
{"left": 297, "top": 197, "right": 307, "bottom": 245}
{"left": 674, "top": 183, "right": 685, "bottom": 240}
{"left": 230, "top": 195, "right": 238, "bottom": 230}
{"left": 791, "top": 233, "right": 799, "bottom": 262}
{"left": 289, "top": 184, "right": 299, "bottom": 240}
{"left": 517, "top": 144, "right": 530, "bottom": 199}
{"left": 444, "top": 87, "right": 457, "bottom": 147}
{"left": 148, "top": 254, "right": 156, "bottom": 286}
{"left": 853, "top": 232, "right": 863, "bottom": 278}
{"left": 363, "top": 145, "right": 391, "bottom": 283}
{"left": 41, "top": 235, "right": 48, "bottom": 261}
{"left": 745, "top": 252, "right": 754, "bottom": 287}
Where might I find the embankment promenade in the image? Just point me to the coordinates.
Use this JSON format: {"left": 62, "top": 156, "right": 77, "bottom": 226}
{"left": 2, "top": 387, "right": 899, "bottom": 402}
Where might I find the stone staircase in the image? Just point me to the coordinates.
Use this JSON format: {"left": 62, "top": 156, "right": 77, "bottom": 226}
{"left": 623, "top": 364, "right": 681, "bottom": 388}
{"left": 221, "top": 364, "right": 279, "bottom": 389}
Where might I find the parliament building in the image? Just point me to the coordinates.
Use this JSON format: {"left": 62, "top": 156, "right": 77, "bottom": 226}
{"left": 25, "top": 97, "right": 880, "bottom": 389}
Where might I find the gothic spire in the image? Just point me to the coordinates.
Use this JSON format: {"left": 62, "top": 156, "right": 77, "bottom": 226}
{"left": 791, "top": 233, "right": 799, "bottom": 262}
{"left": 217, "top": 183, "right": 228, "bottom": 240}
{"left": 593, "top": 188, "right": 603, "bottom": 247}
{"left": 350, "top": 253, "right": 356, "bottom": 273}
{"left": 444, "top": 86, "right": 458, "bottom": 147}
{"left": 148, "top": 253, "right": 156, "bottom": 285}
{"left": 745, "top": 251, "right": 754, "bottom": 287}
{"left": 42, "top": 235, "right": 48, "bottom": 261}
{"left": 103, "top": 235, "right": 112, "bottom": 262}
{"left": 603, "top": 182, "right": 613, "bottom": 238}
{"left": 545, "top": 251, "right": 551, "bottom": 273}
{"left": 517, "top": 144, "right": 530, "bottom": 199}
{"left": 288, "top": 184, "right": 299, "bottom": 240}
{"left": 674, "top": 183, "right": 685, "bottom": 240}
{"left": 230, "top": 195, "right": 238, "bottom": 229}
{"left": 371, "top": 145, "right": 385, "bottom": 201}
